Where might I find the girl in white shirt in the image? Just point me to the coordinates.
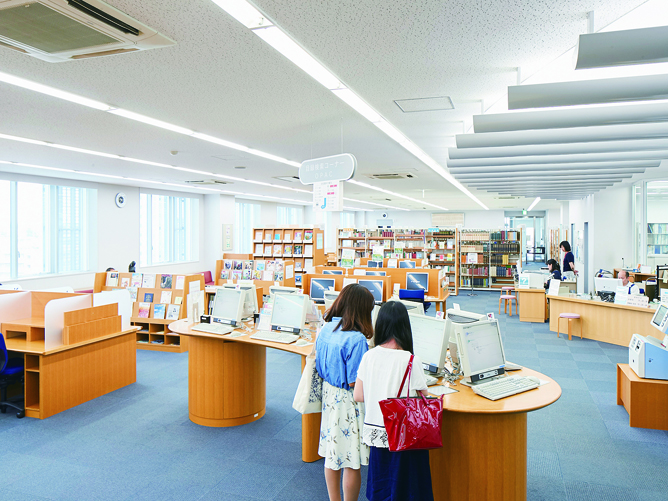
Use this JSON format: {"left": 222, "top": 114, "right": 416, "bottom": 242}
{"left": 353, "top": 301, "right": 433, "bottom": 501}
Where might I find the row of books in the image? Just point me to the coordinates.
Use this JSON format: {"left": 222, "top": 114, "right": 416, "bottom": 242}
{"left": 106, "top": 272, "right": 185, "bottom": 290}
{"left": 490, "top": 266, "right": 515, "bottom": 277}
{"left": 221, "top": 269, "right": 285, "bottom": 281}
{"left": 461, "top": 277, "right": 489, "bottom": 287}
{"left": 460, "top": 245, "right": 487, "bottom": 252}
{"left": 129, "top": 290, "right": 184, "bottom": 304}
{"left": 490, "top": 243, "right": 521, "bottom": 253}
{"left": 255, "top": 229, "right": 313, "bottom": 241}
{"left": 460, "top": 232, "right": 490, "bottom": 241}
{"left": 254, "top": 243, "right": 313, "bottom": 256}
{"left": 136, "top": 302, "right": 181, "bottom": 320}
{"left": 426, "top": 240, "right": 455, "bottom": 250}
{"left": 429, "top": 253, "right": 455, "bottom": 261}
{"left": 491, "top": 255, "right": 511, "bottom": 265}
{"left": 647, "top": 223, "right": 668, "bottom": 234}
{"left": 460, "top": 266, "right": 489, "bottom": 276}
{"left": 490, "top": 231, "right": 519, "bottom": 241}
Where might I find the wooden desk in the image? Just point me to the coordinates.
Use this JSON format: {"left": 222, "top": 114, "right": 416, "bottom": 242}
{"left": 516, "top": 288, "right": 547, "bottom": 323}
{"left": 617, "top": 363, "right": 668, "bottom": 430}
{"left": 430, "top": 367, "right": 561, "bottom": 501}
{"left": 547, "top": 294, "right": 659, "bottom": 346}
{"left": 613, "top": 268, "right": 655, "bottom": 283}
{"left": 169, "top": 319, "right": 321, "bottom": 463}
{"left": 426, "top": 291, "right": 449, "bottom": 313}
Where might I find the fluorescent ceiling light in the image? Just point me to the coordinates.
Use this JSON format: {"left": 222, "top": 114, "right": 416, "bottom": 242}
{"left": 349, "top": 179, "right": 448, "bottom": 211}
{"left": 252, "top": 26, "right": 342, "bottom": 90}
{"left": 342, "top": 197, "right": 409, "bottom": 211}
{"left": 210, "top": 0, "right": 271, "bottom": 29}
{"left": 246, "top": 148, "right": 301, "bottom": 167}
{"left": 528, "top": 198, "right": 541, "bottom": 211}
{"left": 108, "top": 108, "right": 195, "bottom": 136}
{"left": 332, "top": 89, "right": 382, "bottom": 122}
{"left": 0, "top": 71, "right": 112, "bottom": 111}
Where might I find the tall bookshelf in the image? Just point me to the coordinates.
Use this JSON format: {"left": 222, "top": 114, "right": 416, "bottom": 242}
{"left": 336, "top": 227, "right": 428, "bottom": 262}
{"left": 459, "top": 230, "right": 490, "bottom": 289}
{"left": 426, "top": 228, "right": 459, "bottom": 295}
{"left": 489, "top": 230, "right": 522, "bottom": 289}
{"left": 647, "top": 223, "right": 668, "bottom": 257}
{"left": 252, "top": 227, "right": 325, "bottom": 287}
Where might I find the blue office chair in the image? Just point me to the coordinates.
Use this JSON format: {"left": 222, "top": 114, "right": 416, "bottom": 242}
{"left": 0, "top": 334, "right": 25, "bottom": 418}
{"left": 398, "top": 289, "right": 431, "bottom": 312}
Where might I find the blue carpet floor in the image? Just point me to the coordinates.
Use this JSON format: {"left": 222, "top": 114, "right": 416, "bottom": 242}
{"left": 2, "top": 290, "right": 668, "bottom": 500}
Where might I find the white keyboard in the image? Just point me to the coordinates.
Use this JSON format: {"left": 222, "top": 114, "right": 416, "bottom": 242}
{"left": 250, "top": 331, "right": 300, "bottom": 344}
{"left": 424, "top": 374, "right": 439, "bottom": 386}
{"left": 192, "top": 323, "right": 234, "bottom": 335}
{"left": 472, "top": 376, "right": 539, "bottom": 401}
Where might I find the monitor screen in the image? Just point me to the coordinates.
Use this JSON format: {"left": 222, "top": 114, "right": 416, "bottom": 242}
{"left": 406, "top": 272, "right": 429, "bottom": 292}
{"left": 357, "top": 279, "right": 384, "bottom": 303}
{"left": 461, "top": 321, "right": 505, "bottom": 376}
{"left": 595, "top": 277, "right": 623, "bottom": 292}
{"left": 366, "top": 271, "right": 386, "bottom": 276}
{"left": 653, "top": 305, "right": 668, "bottom": 326}
{"left": 322, "top": 270, "right": 343, "bottom": 275}
{"left": 399, "top": 261, "right": 416, "bottom": 268}
{"left": 269, "top": 286, "right": 299, "bottom": 297}
{"left": 212, "top": 288, "right": 243, "bottom": 323}
{"left": 409, "top": 315, "right": 448, "bottom": 372}
{"left": 310, "top": 278, "right": 335, "bottom": 300}
{"left": 271, "top": 293, "right": 307, "bottom": 331}
{"left": 367, "top": 260, "right": 382, "bottom": 268}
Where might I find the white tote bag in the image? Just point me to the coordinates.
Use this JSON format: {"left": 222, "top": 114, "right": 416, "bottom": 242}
{"left": 292, "top": 347, "right": 323, "bottom": 414}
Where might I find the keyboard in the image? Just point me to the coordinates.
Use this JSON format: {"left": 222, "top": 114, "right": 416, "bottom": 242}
{"left": 191, "top": 323, "right": 235, "bottom": 335}
{"left": 472, "top": 375, "right": 539, "bottom": 401}
{"left": 250, "top": 331, "right": 300, "bottom": 344}
{"left": 424, "top": 374, "right": 439, "bottom": 386}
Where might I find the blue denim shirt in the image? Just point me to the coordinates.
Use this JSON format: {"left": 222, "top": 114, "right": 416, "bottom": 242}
{"left": 315, "top": 318, "right": 368, "bottom": 390}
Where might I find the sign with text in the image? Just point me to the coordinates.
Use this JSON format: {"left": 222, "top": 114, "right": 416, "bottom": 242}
{"left": 299, "top": 153, "right": 357, "bottom": 184}
{"left": 313, "top": 180, "right": 343, "bottom": 211}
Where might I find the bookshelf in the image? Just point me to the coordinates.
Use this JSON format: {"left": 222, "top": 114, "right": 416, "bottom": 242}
{"left": 426, "top": 228, "right": 459, "bottom": 295}
{"left": 489, "top": 230, "right": 522, "bottom": 289}
{"left": 93, "top": 271, "right": 204, "bottom": 352}
{"left": 215, "top": 253, "right": 296, "bottom": 289}
{"left": 251, "top": 227, "right": 325, "bottom": 287}
{"left": 337, "top": 228, "right": 428, "bottom": 262}
{"left": 647, "top": 223, "right": 668, "bottom": 256}
{"left": 459, "top": 230, "right": 490, "bottom": 289}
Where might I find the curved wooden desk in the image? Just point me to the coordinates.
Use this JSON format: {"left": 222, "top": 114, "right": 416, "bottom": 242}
{"left": 429, "top": 367, "right": 561, "bottom": 501}
{"left": 169, "top": 319, "right": 321, "bottom": 462}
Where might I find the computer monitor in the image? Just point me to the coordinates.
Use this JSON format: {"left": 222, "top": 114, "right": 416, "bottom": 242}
{"left": 388, "top": 297, "right": 424, "bottom": 315}
{"left": 367, "top": 260, "right": 383, "bottom": 268}
{"left": 406, "top": 272, "right": 429, "bottom": 292}
{"left": 270, "top": 293, "right": 309, "bottom": 334}
{"left": 518, "top": 272, "right": 548, "bottom": 289}
{"left": 310, "top": 278, "right": 336, "bottom": 303}
{"left": 222, "top": 283, "right": 258, "bottom": 317}
{"left": 399, "top": 260, "right": 416, "bottom": 268}
{"left": 322, "top": 270, "right": 344, "bottom": 275}
{"left": 445, "top": 308, "right": 486, "bottom": 365}
{"left": 409, "top": 315, "right": 449, "bottom": 373}
{"left": 366, "top": 271, "right": 387, "bottom": 276}
{"left": 211, "top": 288, "right": 244, "bottom": 327}
{"left": 358, "top": 279, "right": 384, "bottom": 303}
{"left": 595, "top": 277, "right": 624, "bottom": 292}
{"left": 651, "top": 303, "right": 668, "bottom": 334}
{"left": 455, "top": 319, "right": 507, "bottom": 383}
{"left": 323, "top": 290, "right": 340, "bottom": 310}
{"left": 268, "top": 285, "right": 300, "bottom": 299}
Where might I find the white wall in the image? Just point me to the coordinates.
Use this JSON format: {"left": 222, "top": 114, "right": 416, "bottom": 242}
{"left": 361, "top": 210, "right": 506, "bottom": 229}
{"left": 647, "top": 197, "right": 668, "bottom": 223}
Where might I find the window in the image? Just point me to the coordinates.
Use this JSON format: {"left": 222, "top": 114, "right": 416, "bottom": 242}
{"left": 235, "top": 202, "right": 261, "bottom": 253}
{"left": 139, "top": 193, "right": 199, "bottom": 266}
{"left": 277, "top": 205, "right": 303, "bottom": 225}
{"left": 0, "top": 180, "right": 96, "bottom": 281}
{"left": 340, "top": 211, "right": 356, "bottom": 228}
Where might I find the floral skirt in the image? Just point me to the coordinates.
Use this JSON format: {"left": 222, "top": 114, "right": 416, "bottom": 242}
{"left": 318, "top": 381, "right": 370, "bottom": 470}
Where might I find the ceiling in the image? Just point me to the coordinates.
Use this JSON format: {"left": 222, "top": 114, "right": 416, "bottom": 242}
{"left": 0, "top": 0, "right": 663, "bottom": 212}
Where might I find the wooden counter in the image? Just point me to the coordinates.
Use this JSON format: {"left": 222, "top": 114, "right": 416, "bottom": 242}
{"left": 516, "top": 288, "right": 548, "bottom": 323}
{"left": 547, "top": 294, "right": 659, "bottom": 346}
{"left": 617, "top": 363, "right": 668, "bottom": 430}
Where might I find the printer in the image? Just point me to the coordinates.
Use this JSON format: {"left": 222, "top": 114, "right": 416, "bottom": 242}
{"left": 628, "top": 303, "right": 668, "bottom": 380}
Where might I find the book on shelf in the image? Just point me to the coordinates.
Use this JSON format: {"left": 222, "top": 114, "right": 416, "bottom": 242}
{"left": 174, "top": 296, "right": 183, "bottom": 305}
{"left": 255, "top": 230, "right": 263, "bottom": 241}
{"left": 160, "top": 274, "right": 173, "bottom": 289}
{"left": 233, "top": 260, "right": 243, "bottom": 270}
{"left": 305, "top": 258, "right": 313, "bottom": 269}
{"left": 276, "top": 271, "right": 284, "bottom": 282}
{"left": 294, "top": 231, "right": 303, "bottom": 241}
{"left": 304, "top": 230, "right": 313, "bottom": 241}
{"left": 142, "top": 273, "right": 156, "bottom": 288}
{"left": 244, "top": 260, "right": 254, "bottom": 270}
{"left": 273, "top": 244, "right": 282, "bottom": 254}
{"left": 160, "top": 291, "right": 172, "bottom": 304}
{"left": 232, "top": 270, "right": 242, "bottom": 280}
{"left": 276, "top": 261, "right": 284, "bottom": 272}
{"left": 154, "top": 304, "right": 166, "bottom": 320}
{"left": 294, "top": 244, "right": 303, "bottom": 255}
{"left": 274, "top": 232, "right": 282, "bottom": 241}
{"left": 242, "top": 269, "right": 252, "bottom": 280}
{"left": 262, "top": 270, "right": 274, "bottom": 281}
{"left": 166, "top": 304, "right": 181, "bottom": 320}
{"left": 387, "top": 258, "right": 397, "bottom": 268}
{"left": 120, "top": 277, "right": 130, "bottom": 288}
{"left": 341, "top": 248, "right": 355, "bottom": 268}
{"left": 138, "top": 302, "right": 151, "bottom": 318}
{"left": 304, "top": 246, "right": 313, "bottom": 257}
{"left": 127, "top": 287, "right": 138, "bottom": 302}
{"left": 253, "top": 270, "right": 262, "bottom": 280}
{"left": 255, "top": 260, "right": 266, "bottom": 271}
{"left": 266, "top": 261, "right": 276, "bottom": 271}
{"left": 106, "top": 272, "right": 119, "bottom": 286}
{"left": 284, "top": 244, "right": 292, "bottom": 254}
{"left": 144, "top": 292, "right": 154, "bottom": 303}
{"left": 295, "top": 261, "right": 303, "bottom": 271}
{"left": 224, "top": 260, "right": 233, "bottom": 270}
{"left": 255, "top": 243, "right": 263, "bottom": 254}
{"left": 175, "top": 275, "right": 185, "bottom": 290}
{"left": 220, "top": 270, "right": 229, "bottom": 280}
{"left": 295, "top": 274, "right": 302, "bottom": 285}
{"left": 130, "top": 273, "right": 143, "bottom": 287}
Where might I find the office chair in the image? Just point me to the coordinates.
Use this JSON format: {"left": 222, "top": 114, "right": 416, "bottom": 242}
{"left": 398, "top": 289, "right": 431, "bottom": 312}
{"left": 0, "top": 334, "right": 25, "bottom": 418}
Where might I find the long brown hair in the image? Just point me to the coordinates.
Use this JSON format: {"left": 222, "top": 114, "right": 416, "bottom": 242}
{"left": 323, "top": 283, "right": 374, "bottom": 339}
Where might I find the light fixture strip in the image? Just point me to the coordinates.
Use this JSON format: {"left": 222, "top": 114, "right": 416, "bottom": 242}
{"left": 348, "top": 180, "right": 447, "bottom": 211}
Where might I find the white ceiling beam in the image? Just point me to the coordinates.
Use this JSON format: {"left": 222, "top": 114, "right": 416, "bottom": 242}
{"left": 454, "top": 168, "right": 645, "bottom": 180}
{"left": 447, "top": 150, "right": 668, "bottom": 168}
{"left": 576, "top": 25, "right": 668, "bottom": 69}
{"left": 463, "top": 174, "right": 633, "bottom": 184}
{"left": 448, "top": 160, "right": 660, "bottom": 175}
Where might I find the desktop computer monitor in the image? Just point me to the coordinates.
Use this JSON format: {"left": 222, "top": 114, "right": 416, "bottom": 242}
{"left": 406, "top": 272, "right": 429, "bottom": 292}
{"left": 323, "top": 290, "right": 340, "bottom": 310}
{"left": 399, "top": 260, "right": 416, "bottom": 268}
{"left": 310, "top": 278, "right": 336, "bottom": 303}
{"left": 409, "top": 315, "right": 449, "bottom": 373}
{"left": 595, "top": 277, "right": 624, "bottom": 292}
{"left": 222, "top": 283, "right": 258, "bottom": 317}
{"left": 518, "top": 272, "right": 548, "bottom": 289}
{"left": 367, "top": 260, "right": 383, "bottom": 268}
{"left": 269, "top": 285, "right": 300, "bottom": 299}
{"left": 445, "top": 308, "right": 486, "bottom": 365}
{"left": 270, "top": 293, "right": 309, "bottom": 334}
{"left": 358, "top": 279, "right": 384, "bottom": 303}
{"left": 322, "top": 270, "right": 344, "bottom": 275}
{"left": 211, "top": 288, "right": 244, "bottom": 327}
{"left": 366, "top": 271, "right": 386, "bottom": 276}
{"left": 651, "top": 303, "right": 668, "bottom": 334}
{"left": 455, "top": 319, "right": 507, "bottom": 383}
{"left": 387, "top": 297, "right": 425, "bottom": 315}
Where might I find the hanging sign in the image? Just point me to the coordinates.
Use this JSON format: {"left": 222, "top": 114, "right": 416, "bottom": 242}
{"left": 313, "top": 180, "right": 343, "bottom": 212}
{"left": 299, "top": 153, "right": 357, "bottom": 184}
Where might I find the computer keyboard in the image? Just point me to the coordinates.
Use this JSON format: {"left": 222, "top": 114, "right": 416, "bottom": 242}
{"left": 191, "top": 323, "right": 235, "bottom": 335}
{"left": 250, "top": 331, "right": 300, "bottom": 344}
{"left": 424, "top": 374, "right": 439, "bottom": 386}
{"left": 471, "top": 375, "right": 539, "bottom": 401}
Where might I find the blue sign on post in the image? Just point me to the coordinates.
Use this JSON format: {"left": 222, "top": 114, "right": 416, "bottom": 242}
{"left": 299, "top": 153, "right": 357, "bottom": 185}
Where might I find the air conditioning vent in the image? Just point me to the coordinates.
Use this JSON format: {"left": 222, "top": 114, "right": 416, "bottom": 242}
{"left": 494, "top": 196, "right": 520, "bottom": 200}
{"left": 185, "top": 180, "right": 231, "bottom": 186}
{"left": 0, "top": 0, "right": 175, "bottom": 62}
{"left": 365, "top": 173, "right": 416, "bottom": 180}
{"left": 273, "top": 175, "right": 300, "bottom": 183}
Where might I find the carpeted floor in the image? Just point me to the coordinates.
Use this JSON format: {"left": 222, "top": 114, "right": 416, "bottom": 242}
{"left": 1, "top": 288, "right": 667, "bottom": 500}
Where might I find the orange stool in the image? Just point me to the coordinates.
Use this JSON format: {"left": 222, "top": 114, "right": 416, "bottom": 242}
{"left": 499, "top": 294, "right": 517, "bottom": 316}
{"left": 558, "top": 313, "right": 582, "bottom": 340}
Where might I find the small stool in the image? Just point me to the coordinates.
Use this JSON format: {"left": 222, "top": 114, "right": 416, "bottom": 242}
{"left": 501, "top": 286, "right": 518, "bottom": 305}
{"left": 499, "top": 294, "right": 517, "bottom": 316}
{"left": 558, "top": 313, "right": 582, "bottom": 340}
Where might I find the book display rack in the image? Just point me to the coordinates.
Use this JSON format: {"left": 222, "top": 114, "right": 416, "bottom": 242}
{"left": 489, "top": 230, "right": 522, "bottom": 289}
{"left": 426, "top": 228, "right": 459, "bottom": 295}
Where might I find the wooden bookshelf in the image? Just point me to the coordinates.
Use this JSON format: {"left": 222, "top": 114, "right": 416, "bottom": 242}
{"left": 215, "top": 253, "right": 296, "bottom": 290}
{"left": 93, "top": 271, "right": 204, "bottom": 352}
{"left": 337, "top": 228, "right": 429, "bottom": 263}
{"left": 426, "top": 228, "right": 459, "bottom": 295}
{"left": 489, "top": 230, "right": 522, "bottom": 289}
{"left": 251, "top": 227, "right": 325, "bottom": 287}
{"left": 459, "top": 230, "right": 491, "bottom": 289}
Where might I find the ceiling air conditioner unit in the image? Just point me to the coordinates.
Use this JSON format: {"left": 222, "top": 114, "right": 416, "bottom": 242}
{"left": 0, "top": 0, "right": 175, "bottom": 62}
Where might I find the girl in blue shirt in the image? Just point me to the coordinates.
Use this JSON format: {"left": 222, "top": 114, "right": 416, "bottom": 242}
{"left": 316, "top": 283, "right": 375, "bottom": 501}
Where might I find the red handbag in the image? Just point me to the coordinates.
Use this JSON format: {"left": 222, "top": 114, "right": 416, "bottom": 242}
{"left": 378, "top": 355, "right": 443, "bottom": 452}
